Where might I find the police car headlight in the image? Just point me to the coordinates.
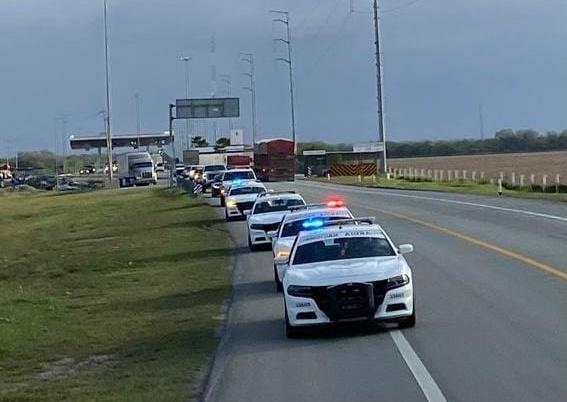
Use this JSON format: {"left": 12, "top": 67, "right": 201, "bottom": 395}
{"left": 226, "top": 198, "right": 237, "bottom": 208}
{"left": 250, "top": 224, "right": 263, "bottom": 230}
{"left": 287, "top": 285, "right": 313, "bottom": 298}
{"left": 387, "top": 275, "right": 410, "bottom": 290}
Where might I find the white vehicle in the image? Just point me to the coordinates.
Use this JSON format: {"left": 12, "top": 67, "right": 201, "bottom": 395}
{"left": 219, "top": 168, "right": 257, "bottom": 206}
{"left": 151, "top": 154, "right": 165, "bottom": 172}
{"left": 116, "top": 152, "right": 157, "bottom": 187}
{"left": 276, "top": 218, "right": 416, "bottom": 338}
{"left": 199, "top": 164, "right": 227, "bottom": 191}
{"left": 225, "top": 182, "right": 267, "bottom": 221}
{"left": 270, "top": 202, "right": 353, "bottom": 292}
{"left": 246, "top": 191, "right": 306, "bottom": 251}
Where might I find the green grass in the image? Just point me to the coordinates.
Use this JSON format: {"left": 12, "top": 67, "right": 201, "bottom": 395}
{"left": 0, "top": 188, "right": 231, "bottom": 401}
{"left": 311, "top": 176, "right": 567, "bottom": 202}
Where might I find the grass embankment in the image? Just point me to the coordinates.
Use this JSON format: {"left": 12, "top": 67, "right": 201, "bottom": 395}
{"left": 311, "top": 176, "right": 567, "bottom": 202}
{"left": 0, "top": 188, "right": 230, "bottom": 401}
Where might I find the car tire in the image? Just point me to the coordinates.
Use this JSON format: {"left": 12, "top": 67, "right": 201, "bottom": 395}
{"left": 274, "top": 265, "right": 283, "bottom": 292}
{"left": 248, "top": 236, "right": 260, "bottom": 252}
{"left": 399, "top": 301, "right": 416, "bottom": 329}
{"left": 285, "top": 304, "right": 299, "bottom": 339}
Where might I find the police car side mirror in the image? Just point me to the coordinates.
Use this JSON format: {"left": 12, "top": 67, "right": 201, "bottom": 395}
{"left": 267, "top": 230, "right": 278, "bottom": 239}
{"left": 398, "top": 244, "right": 414, "bottom": 255}
{"left": 274, "top": 254, "right": 289, "bottom": 265}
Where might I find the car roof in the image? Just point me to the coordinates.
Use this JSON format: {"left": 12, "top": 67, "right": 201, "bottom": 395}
{"left": 256, "top": 192, "right": 303, "bottom": 201}
{"left": 297, "top": 223, "right": 386, "bottom": 245}
{"left": 227, "top": 167, "right": 253, "bottom": 171}
{"left": 282, "top": 207, "right": 352, "bottom": 223}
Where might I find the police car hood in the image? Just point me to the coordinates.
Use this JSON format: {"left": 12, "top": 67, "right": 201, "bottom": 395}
{"left": 230, "top": 193, "right": 261, "bottom": 203}
{"left": 286, "top": 256, "right": 404, "bottom": 286}
{"left": 249, "top": 211, "right": 288, "bottom": 225}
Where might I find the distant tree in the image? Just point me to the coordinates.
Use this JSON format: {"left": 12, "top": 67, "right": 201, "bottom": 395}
{"left": 216, "top": 137, "right": 231, "bottom": 147}
{"left": 191, "top": 136, "right": 209, "bottom": 147}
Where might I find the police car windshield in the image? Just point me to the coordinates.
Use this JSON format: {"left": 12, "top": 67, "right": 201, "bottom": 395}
{"left": 293, "top": 237, "right": 395, "bottom": 265}
{"left": 230, "top": 187, "right": 265, "bottom": 196}
{"left": 253, "top": 199, "right": 305, "bottom": 214}
{"left": 224, "top": 171, "right": 255, "bottom": 180}
{"left": 281, "top": 216, "right": 347, "bottom": 238}
{"left": 205, "top": 165, "right": 226, "bottom": 172}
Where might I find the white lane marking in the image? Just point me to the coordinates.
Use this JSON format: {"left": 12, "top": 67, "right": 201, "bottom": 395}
{"left": 390, "top": 330, "right": 448, "bottom": 402}
{"left": 300, "top": 181, "right": 567, "bottom": 223}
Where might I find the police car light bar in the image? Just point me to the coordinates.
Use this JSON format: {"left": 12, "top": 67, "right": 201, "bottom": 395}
{"left": 322, "top": 217, "right": 376, "bottom": 227}
{"left": 288, "top": 203, "right": 328, "bottom": 211}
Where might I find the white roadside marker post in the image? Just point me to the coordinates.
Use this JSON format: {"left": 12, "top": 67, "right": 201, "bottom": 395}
{"left": 498, "top": 178, "right": 503, "bottom": 196}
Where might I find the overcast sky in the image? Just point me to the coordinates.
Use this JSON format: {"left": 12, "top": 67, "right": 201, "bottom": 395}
{"left": 1, "top": 0, "right": 567, "bottom": 153}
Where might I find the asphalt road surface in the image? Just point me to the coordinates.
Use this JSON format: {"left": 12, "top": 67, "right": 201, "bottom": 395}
{"left": 204, "top": 179, "right": 567, "bottom": 402}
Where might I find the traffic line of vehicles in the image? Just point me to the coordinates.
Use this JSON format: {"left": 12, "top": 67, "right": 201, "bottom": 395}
{"left": 213, "top": 172, "right": 417, "bottom": 338}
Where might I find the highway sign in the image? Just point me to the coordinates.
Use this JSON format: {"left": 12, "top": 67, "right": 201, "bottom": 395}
{"left": 176, "top": 98, "right": 240, "bottom": 119}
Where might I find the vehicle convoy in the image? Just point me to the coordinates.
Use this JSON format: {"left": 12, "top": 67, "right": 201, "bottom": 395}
{"left": 270, "top": 202, "right": 353, "bottom": 291}
{"left": 254, "top": 138, "right": 295, "bottom": 182}
{"left": 276, "top": 218, "right": 416, "bottom": 338}
{"left": 116, "top": 152, "right": 157, "bottom": 187}
{"left": 79, "top": 165, "right": 96, "bottom": 175}
{"left": 219, "top": 168, "right": 257, "bottom": 205}
{"left": 224, "top": 182, "right": 267, "bottom": 221}
{"left": 246, "top": 191, "right": 306, "bottom": 251}
{"left": 198, "top": 164, "right": 227, "bottom": 191}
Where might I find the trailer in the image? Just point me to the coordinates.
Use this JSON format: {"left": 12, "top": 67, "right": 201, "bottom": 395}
{"left": 253, "top": 138, "right": 295, "bottom": 182}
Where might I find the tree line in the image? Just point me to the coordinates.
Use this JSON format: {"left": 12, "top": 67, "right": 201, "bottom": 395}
{"left": 300, "top": 129, "right": 567, "bottom": 158}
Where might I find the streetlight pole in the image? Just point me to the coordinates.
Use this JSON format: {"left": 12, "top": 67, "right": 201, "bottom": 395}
{"left": 373, "top": 0, "right": 387, "bottom": 175}
{"left": 219, "top": 74, "right": 233, "bottom": 132}
{"left": 180, "top": 56, "right": 191, "bottom": 150}
{"left": 135, "top": 93, "right": 141, "bottom": 148}
{"left": 271, "top": 10, "right": 297, "bottom": 155}
{"left": 103, "top": 0, "right": 114, "bottom": 183}
{"left": 240, "top": 52, "right": 257, "bottom": 146}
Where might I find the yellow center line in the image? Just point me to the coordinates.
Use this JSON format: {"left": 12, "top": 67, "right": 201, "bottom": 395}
{"left": 353, "top": 202, "right": 567, "bottom": 282}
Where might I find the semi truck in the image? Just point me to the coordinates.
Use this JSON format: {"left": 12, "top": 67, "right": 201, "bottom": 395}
{"left": 116, "top": 152, "right": 157, "bottom": 187}
{"left": 253, "top": 138, "right": 295, "bottom": 182}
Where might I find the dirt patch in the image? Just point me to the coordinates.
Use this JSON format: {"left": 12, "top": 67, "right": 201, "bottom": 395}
{"left": 38, "top": 354, "right": 117, "bottom": 380}
{"left": 390, "top": 150, "right": 567, "bottom": 184}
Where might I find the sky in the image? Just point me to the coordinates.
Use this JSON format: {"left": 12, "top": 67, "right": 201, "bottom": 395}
{"left": 1, "top": 0, "right": 567, "bottom": 154}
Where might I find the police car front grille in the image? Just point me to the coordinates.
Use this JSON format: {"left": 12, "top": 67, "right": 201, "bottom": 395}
{"left": 259, "top": 222, "right": 281, "bottom": 232}
{"left": 237, "top": 202, "right": 255, "bottom": 213}
{"left": 311, "top": 280, "right": 388, "bottom": 321}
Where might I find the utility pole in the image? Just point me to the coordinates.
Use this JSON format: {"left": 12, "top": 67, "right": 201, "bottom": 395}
{"left": 135, "top": 93, "right": 141, "bottom": 148}
{"left": 372, "top": 0, "right": 387, "bottom": 175}
{"left": 240, "top": 52, "right": 258, "bottom": 146}
{"left": 103, "top": 0, "right": 114, "bottom": 184}
{"left": 271, "top": 10, "right": 297, "bottom": 155}
{"left": 180, "top": 56, "right": 192, "bottom": 150}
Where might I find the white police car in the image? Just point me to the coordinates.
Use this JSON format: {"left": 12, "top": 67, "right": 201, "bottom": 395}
{"left": 270, "top": 202, "right": 353, "bottom": 292}
{"left": 219, "top": 169, "right": 257, "bottom": 206}
{"left": 225, "top": 182, "right": 267, "bottom": 221}
{"left": 275, "top": 218, "right": 416, "bottom": 338}
{"left": 246, "top": 191, "right": 306, "bottom": 251}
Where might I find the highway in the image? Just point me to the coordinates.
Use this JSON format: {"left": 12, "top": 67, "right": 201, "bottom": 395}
{"left": 203, "top": 179, "right": 567, "bottom": 402}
